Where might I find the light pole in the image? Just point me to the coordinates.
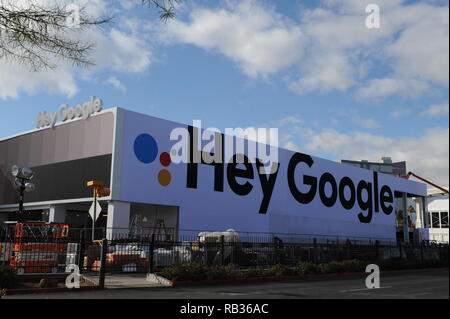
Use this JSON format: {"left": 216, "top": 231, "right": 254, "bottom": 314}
{"left": 11, "top": 165, "right": 35, "bottom": 220}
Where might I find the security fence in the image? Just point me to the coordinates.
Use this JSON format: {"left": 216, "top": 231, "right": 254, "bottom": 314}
{"left": 1, "top": 227, "right": 448, "bottom": 280}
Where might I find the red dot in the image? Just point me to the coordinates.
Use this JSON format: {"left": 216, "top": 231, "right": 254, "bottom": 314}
{"left": 160, "top": 152, "right": 171, "bottom": 167}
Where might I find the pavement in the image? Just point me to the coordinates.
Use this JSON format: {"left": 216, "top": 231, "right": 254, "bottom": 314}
{"left": 3, "top": 269, "right": 448, "bottom": 299}
{"left": 82, "top": 273, "right": 162, "bottom": 289}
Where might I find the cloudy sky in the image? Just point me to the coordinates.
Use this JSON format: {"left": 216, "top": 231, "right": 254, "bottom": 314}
{"left": 0, "top": 0, "right": 448, "bottom": 186}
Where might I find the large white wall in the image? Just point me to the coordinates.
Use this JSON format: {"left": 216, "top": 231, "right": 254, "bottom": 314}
{"left": 115, "top": 109, "right": 426, "bottom": 241}
{"left": 428, "top": 195, "right": 449, "bottom": 212}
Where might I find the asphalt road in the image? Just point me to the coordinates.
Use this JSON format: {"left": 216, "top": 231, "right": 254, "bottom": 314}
{"left": 4, "top": 269, "right": 448, "bottom": 299}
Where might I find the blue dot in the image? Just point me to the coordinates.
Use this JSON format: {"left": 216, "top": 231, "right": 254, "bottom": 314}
{"left": 134, "top": 133, "right": 158, "bottom": 164}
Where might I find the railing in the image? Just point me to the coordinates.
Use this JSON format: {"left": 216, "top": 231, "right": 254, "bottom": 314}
{"left": 37, "top": 227, "right": 399, "bottom": 245}
{"left": 1, "top": 228, "right": 448, "bottom": 277}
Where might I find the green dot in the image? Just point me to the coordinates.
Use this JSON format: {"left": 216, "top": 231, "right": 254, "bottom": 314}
{"left": 171, "top": 149, "right": 177, "bottom": 156}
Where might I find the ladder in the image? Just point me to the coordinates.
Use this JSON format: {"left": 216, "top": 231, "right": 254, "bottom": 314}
{"left": 154, "top": 219, "right": 170, "bottom": 241}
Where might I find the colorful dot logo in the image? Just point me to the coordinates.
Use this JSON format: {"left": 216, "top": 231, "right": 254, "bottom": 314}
{"left": 134, "top": 133, "right": 158, "bottom": 164}
{"left": 134, "top": 133, "right": 172, "bottom": 187}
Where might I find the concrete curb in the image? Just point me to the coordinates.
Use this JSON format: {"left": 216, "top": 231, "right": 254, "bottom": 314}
{"left": 158, "top": 267, "right": 449, "bottom": 287}
{"left": 146, "top": 273, "right": 173, "bottom": 286}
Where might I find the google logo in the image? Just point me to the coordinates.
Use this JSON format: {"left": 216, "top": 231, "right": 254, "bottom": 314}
{"left": 134, "top": 133, "right": 172, "bottom": 187}
{"left": 133, "top": 131, "right": 396, "bottom": 224}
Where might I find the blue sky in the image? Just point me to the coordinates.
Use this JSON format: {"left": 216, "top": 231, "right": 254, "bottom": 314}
{"left": 0, "top": 0, "right": 448, "bottom": 186}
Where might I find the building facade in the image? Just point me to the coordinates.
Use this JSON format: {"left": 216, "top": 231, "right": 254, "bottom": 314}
{"left": 0, "top": 104, "right": 427, "bottom": 242}
{"left": 416, "top": 188, "right": 449, "bottom": 243}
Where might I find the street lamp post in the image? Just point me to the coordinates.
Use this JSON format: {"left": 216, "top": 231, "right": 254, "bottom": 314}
{"left": 11, "top": 165, "right": 35, "bottom": 219}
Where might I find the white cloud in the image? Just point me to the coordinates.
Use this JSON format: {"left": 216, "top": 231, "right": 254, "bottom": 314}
{"left": 298, "top": 0, "right": 448, "bottom": 96}
{"left": 357, "top": 118, "right": 379, "bottom": 129}
{"left": 274, "top": 116, "right": 302, "bottom": 127}
{"left": 421, "top": 102, "right": 449, "bottom": 117}
{"left": 82, "top": 28, "right": 151, "bottom": 75}
{"left": 299, "top": 127, "right": 449, "bottom": 187}
{"left": 356, "top": 78, "right": 430, "bottom": 99}
{"left": 164, "top": 0, "right": 305, "bottom": 78}
{"left": 289, "top": 53, "right": 357, "bottom": 93}
{"left": 0, "top": 62, "right": 78, "bottom": 99}
{"left": 163, "top": 0, "right": 448, "bottom": 98}
{"left": 284, "top": 140, "right": 301, "bottom": 152}
{"left": 2, "top": 0, "right": 447, "bottom": 100}
{"left": 0, "top": 0, "right": 152, "bottom": 100}
{"left": 384, "top": 3, "right": 449, "bottom": 87}
{"left": 391, "top": 109, "right": 412, "bottom": 118}
{"left": 105, "top": 76, "right": 127, "bottom": 92}
{"left": 118, "top": 0, "right": 138, "bottom": 10}
{"left": 339, "top": 111, "right": 379, "bottom": 129}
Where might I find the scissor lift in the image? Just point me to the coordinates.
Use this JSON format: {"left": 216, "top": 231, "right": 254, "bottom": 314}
{"left": 9, "top": 222, "right": 69, "bottom": 274}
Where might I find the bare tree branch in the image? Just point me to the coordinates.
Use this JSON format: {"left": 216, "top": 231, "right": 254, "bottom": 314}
{"left": 0, "top": 1, "right": 111, "bottom": 71}
{"left": 0, "top": 0, "right": 181, "bottom": 72}
{"left": 141, "top": 0, "right": 181, "bottom": 22}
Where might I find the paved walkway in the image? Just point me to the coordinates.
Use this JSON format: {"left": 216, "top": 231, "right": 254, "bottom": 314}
{"left": 5, "top": 270, "right": 448, "bottom": 299}
{"left": 82, "top": 273, "right": 162, "bottom": 289}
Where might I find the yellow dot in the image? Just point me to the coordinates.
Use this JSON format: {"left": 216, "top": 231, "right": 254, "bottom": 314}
{"left": 158, "top": 169, "right": 171, "bottom": 186}
{"left": 171, "top": 149, "right": 177, "bottom": 156}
